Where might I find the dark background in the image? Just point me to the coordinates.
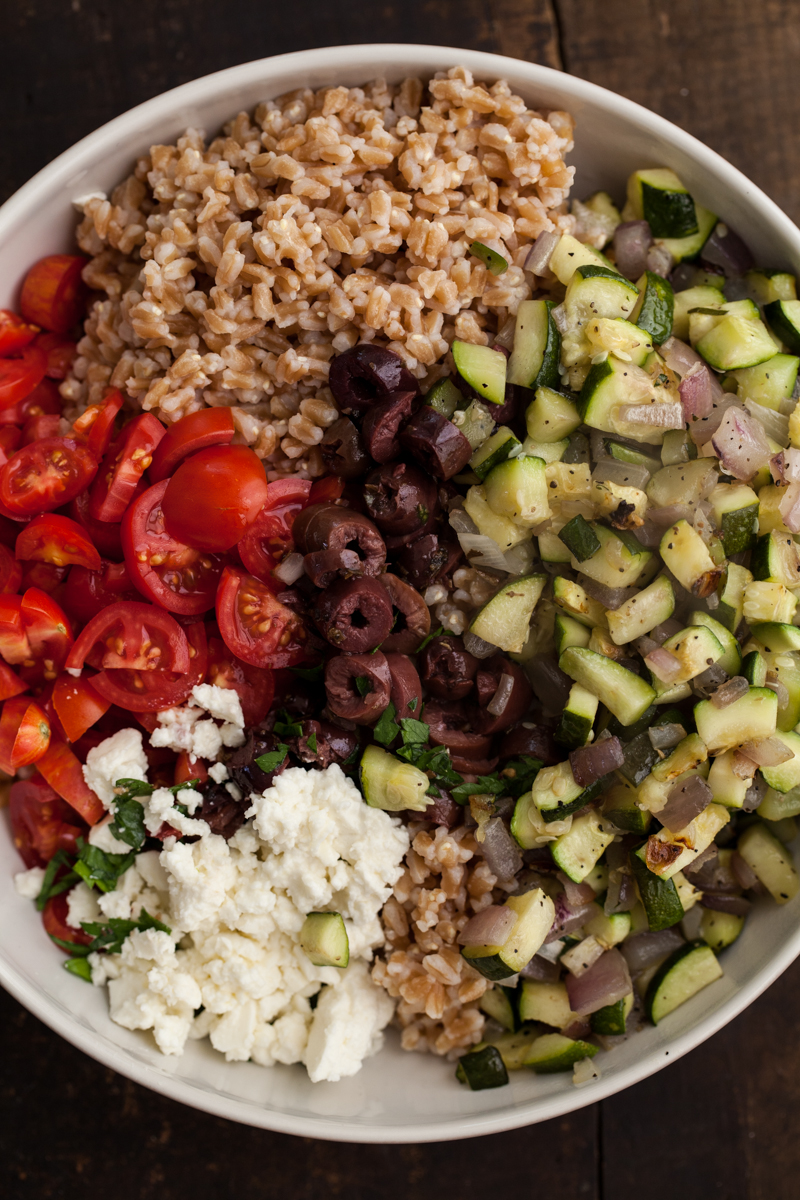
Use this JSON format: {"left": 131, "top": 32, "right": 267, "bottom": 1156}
{"left": 3, "top": 2, "right": 800, "bottom": 1196}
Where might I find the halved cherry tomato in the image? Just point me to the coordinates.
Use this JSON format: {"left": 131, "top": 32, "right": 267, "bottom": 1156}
{"left": 88, "top": 413, "right": 165, "bottom": 523}
{"left": 36, "top": 734, "right": 105, "bottom": 824}
{"left": 238, "top": 477, "right": 311, "bottom": 585}
{"left": 9, "top": 773, "right": 85, "bottom": 868}
{"left": 20, "top": 255, "right": 87, "bottom": 335}
{"left": 308, "top": 475, "right": 345, "bottom": 505}
{"left": 43, "top": 892, "right": 93, "bottom": 950}
{"left": 36, "top": 331, "right": 77, "bottom": 380}
{"left": 52, "top": 673, "right": 111, "bottom": 743}
{"left": 18, "top": 589, "right": 74, "bottom": 684}
{"left": 0, "top": 513, "right": 20, "bottom": 549}
{"left": 72, "top": 388, "right": 124, "bottom": 461}
{"left": 0, "top": 596, "right": 31, "bottom": 664}
{"left": 67, "top": 599, "right": 189, "bottom": 673}
{"left": 0, "top": 660, "right": 27, "bottom": 701}
{"left": 19, "top": 561, "right": 68, "bottom": 599}
{"left": 216, "top": 565, "right": 312, "bottom": 668}
{"left": 0, "top": 343, "right": 47, "bottom": 412}
{"left": 22, "top": 412, "right": 61, "bottom": 444}
{"left": 121, "top": 479, "right": 224, "bottom": 616}
{"left": 0, "top": 544, "right": 22, "bottom": 594}
{"left": 16, "top": 514, "right": 101, "bottom": 571}
{"left": 205, "top": 633, "right": 274, "bottom": 726}
{"left": 0, "top": 427, "right": 22, "bottom": 458}
{"left": 0, "top": 376, "right": 62, "bottom": 427}
{"left": 149, "top": 407, "right": 236, "bottom": 483}
{"left": 82, "top": 615, "right": 207, "bottom": 713}
{"left": 174, "top": 750, "right": 209, "bottom": 786}
{"left": 163, "top": 445, "right": 269, "bottom": 552}
{"left": 0, "top": 436, "right": 99, "bottom": 517}
{"left": 0, "top": 311, "right": 39, "bottom": 355}
{"left": 0, "top": 695, "right": 50, "bottom": 772}
{"left": 63, "top": 560, "right": 139, "bottom": 625}
{"left": 69, "top": 488, "right": 124, "bottom": 560}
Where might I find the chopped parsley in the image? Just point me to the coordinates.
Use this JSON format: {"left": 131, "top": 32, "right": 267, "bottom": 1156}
{"left": 255, "top": 743, "right": 289, "bottom": 773}
{"left": 373, "top": 703, "right": 400, "bottom": 747}
{"left": 72, "top": 840, "right": 137, "bottom": 893}
{"left": 272, "top": 710, "right": 303, "bottom": 738}
{"left": 417, "top": 625, "right": 444, "bottom": 652}
{"left": 307, "top": 732, "right": 318, "bottom": 754}
{"left": 355, "top": 675, "right": 372, "bottom": 697}
{"left": 109, "top": 797, "right": 146, "bottom": 851}
{"left": 80, "top": 909, "right": 171, "bottom": 955}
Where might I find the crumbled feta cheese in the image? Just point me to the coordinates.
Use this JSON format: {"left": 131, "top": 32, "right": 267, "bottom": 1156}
{"left": 66, "top": 881, "right": 101, "bottom": 929}
{"left": 142, "top": 787, "right": 208, "bottom": 840}
{"left": 304, "top": 960, "right": 395, "bottom": 1082}
{"left": 14, "top": 867, "right": 45, "bottom": 900}
{"left": 225, "top": 781, "right": 243, "bottom": 801}
{"left": 191, "top": 683, "right": 244, "bottom": 727}
{"left": 208, "top": 762, "right": 229, "bottom": 784}
{"left": 83, "top": 728, "right": 148, "bottom": 808}
{"left": 150, "top": 685, "right": 245, "bottom": 761}
{"left": 89, "top": 815, "right": 133, "bottom": 854}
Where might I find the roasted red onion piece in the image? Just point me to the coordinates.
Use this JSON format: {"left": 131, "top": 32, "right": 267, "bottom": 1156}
{"left": 738, "top": 737, "right": 794, "bottom": 767}
{"left": 701, "top": 893, "right": 752, "bottom": 916}
{"left": 779, "top": 482, "right": 800, "bottom": 533}
{"left": 688, "top": 392, "right": 739, "bottom": 445}
{"left": 520, "top": 954, "right": 561, "bottom": 982}
{"left": 558, "top": 874, "right": 596, "bottom": 908}
{"left": 525, "top": 230, "right": 561, "bottom": 275}
{"left": 732, "top": 850, "right": 761, "bottom": 891}
{"left": 701, "top": 222, "right": 754, "bottom": 276}
{"left": 710, "top": 675, "right": 750, "bottom": 708}
{"left": 579, "top": 577, "right": 639, "bottom": 610}
{"left": 658, "top": 774, "right": 713, "bottom": 832}
{"left": 621, "top": 929, "right": 684, "bottom": 974}
{"left": 648, "top": 504, "right": 695, "bottom": 527}
{"left": 679, "top": 362, "right": 721, "bottom": 422}
{"left": 566, "top": 948, "right": 632, "bottom": 1016}
{"left": 660, "top": 336, "right": 705, "bottom": 377}
{"left": 545, "top": 894, "right": 598, "bottom": 943}
{"left": 569, "top": 737, "right": 624, "bottom": 787}
{"left": 711, "top": 406, "right": 771, "bottom": 480}
{"left": 480, "top": 817, "right": 524, "bottom": 883}
{"left": 458, "top": 903, "right": 517, "bottom": 947}
{"left": 613, "top": 220, "right": 653, "bottom": 281}
{"left": 645, "top": 647, "right": 682, "bottom": 682}
{"left": 648, "top": 723, "right": 686, "bottom": 750}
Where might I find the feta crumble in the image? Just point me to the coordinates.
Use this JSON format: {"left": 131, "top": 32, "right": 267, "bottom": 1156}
{"left": 149, "top": 684, "right": 246, "bottom": 761}
{"left": 83, "top": 728, "right": 149, "bottom": 807}
{"left": 14, "top": 867, "right": 45, "bottom": 900}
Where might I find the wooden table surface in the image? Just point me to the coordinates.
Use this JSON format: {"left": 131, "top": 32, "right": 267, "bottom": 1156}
{"left": 3, "top": 2, "right": 800, "bottom": 1196}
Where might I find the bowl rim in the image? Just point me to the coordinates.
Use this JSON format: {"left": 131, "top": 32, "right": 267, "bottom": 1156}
{"left": 2, "top": 41, "right": 800, "bottom": 1144}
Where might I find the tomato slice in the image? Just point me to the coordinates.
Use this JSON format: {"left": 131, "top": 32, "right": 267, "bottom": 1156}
{"left": 62, "top": 560, "right": 139, "bottom": 625}
{"left": 52, "top": 673, "right": 111, "bottom": 742}
{"left": 0, "top": 344, "right": 48, "bottom": 412}
{"left": 88, "top": 413, "right": 165, "bottom": 523}
{"left": 205, "top": 632, "right": 274, "bottom": 726}
{"left": 67, "top": 599, "right": 189, "bottom": 673}
{"left": 0, "top": 596, "right": 31, "bottom": 664}
{"left": 0, "top": 660, "right": 27, "bottom": 700}
{"left": 0, "top": 695, "right": 50, "bottom": 772}
{"left": 72, "top": 388, "right": 124, "bottom": 460}
{"left": 0, "top": 377, "right": 62, "bottom": 427}
{"left": 36, "top": 331, "right": 77, "bottom": 380}
{"left": 308, "top": 475, "right": 345, "bottom": 505}
{"left": 69, "top": 488, "right": 123, "bottom": 560}
{"left": 121, "top": 479, "right": 224, "bottom": 616}
{"left": 20, "top": 255, "right": 87, "bottom": 335}
{"left": 9, "top": 773, "right": 84, "bottom": 867}
{"left": 21, "top": 412, "right": 61, "bottom": 445}
{"left": 19, "top": 561, "right": 69, "bottom": 600}
{"left": 162, "top": 445, "right": 269, "bottom": 552}
{"left": 43, "top": 893, "right": 93, "bottom": 949}
{"left": 16, "top": 514, "right": 100, "bottom": 572}
{"left": 0, "top": 311, "right": 40, "bottom": 354}
{"left": 0, "top": 427, "right": 22, "bottom": 458}
{"left": 85, "top": 615, "right": 207, "bottom": 713}
{"left": 0, "top": 543, "right": 22, "bottom": 594}
{"left": 216, "top": 565, "right": 312, "bottom": 669}
{"left": 149, "top": 407, "right": 236, "bottom": 483}
{"left": 174, "top": 749, "right": 209, "bottom": 786}
{"left": 36, "top": 735, "right": 105, "bottom": 824}
{"left": 0, "top": 436, "right": 99, "bottom": 517}
{"left": 18, "top": 588, "right": 74, "bottom": 684}
{"left": 238, "top": 478, "right": 311, "bottom": 585}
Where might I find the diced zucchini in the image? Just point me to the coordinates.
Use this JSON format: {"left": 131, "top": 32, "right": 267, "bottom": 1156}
{"left": 470, "top": 426, "right": 521, "bottom": 482}
{"left": 578, "top": 191, "right": 622, "bottom": 246}
{"left": 299, "top": 912, "right": 349, "bottom": 968}
{"left": 552, "top": 577, "right": 609, "bottom": 629}
{"left": 606, "top": 575, "right": 675, "bottom": 646}
{"left": 470, "top": 240, "right": 508, "bottom": 276}
{"left": 455, "top": 1045, "right": 509, "bottom": 1090}
{"left": 631, "top": 270, "right": 674, "bottom": 343}
{"left": 626, "top": 168, "right": 699, "bottom": 239}
{"left": 360, "top": 744, "right": 429, "bottom": 811}
{"left": 527, "top": 759, "right": 590, "bottom": 819}
{"left": 551, "top": 809, "right": 617, "bottom": 883}
{"left": 452, "top": 398, "right": 496, "bottom": 451}
{"left": 521, "top": 437, "right": 569, "bottom": 464}
{"left": 757, "top": 485, "right": 795, "bottom": 536}
{"left": 708, "top": 481, "right": 759, "bottom": 556}
{"left": 737, "top": 822, "right": 800, "bottom": 903}
{"left": 751, "top": 532, "right": 800, "bottom": 588}
{"left": 544, "top": 461, "right": 593, "bottom": 509}
{"left": 549, "top": 234, "right": 615, "bottom": 285}
{"left": 659, "top": 625, "right": 724, "bottom": 684}
{"left": 758, "top": 787, "right": 800, "bottom": 821}
{"left": 672, "top": 285, "right": 725, "bottom": 341}
{"left": 602, "top": 779, "right": 652, "bottom": 834}
{"left": 688, "top": 611, "right": 742, "bottom": 676}
{"left": 733, "top": 354, "right": 799, "bottom": 411}
{"left": 645, "top": 941, "right": 723, "bottom": 1024}
{"left": 743, "top": 580, "right": 798, "bottom": 625}
{"left": 469, "top": 573, "right": 546, "bottom": 654}
{"left": 452, "top": 341, "right": 507, "bottom": 406}
{"left": 646, "top": 460, "right": 718, "bottom": 510}
{"left": 525, "top": 387, "right": 581, "bottom": 445}
{"left": 461, "top": 888, "right": 556, "bottom": 980}
{"left": 700, "top": 909, "right": 745, "bottom": 952}
{"left": 522, "top": 1032, "right": 599, "bottom": 1074}
{"left": 484, "top": 456, "right": 549, "bottom": 527}
{"left": 764, "top": 299, "right": 800, "bottom": 355}
{"left": 673, "top": 869, "right": 701, "bottom": 912}
{"left": 591, "top": 478, "right": 648, "bottom": 527}
{"left": 661, "top": 428, "right": 698, "bottom": 466}
{"left": 556, "top": 684, "right": 599, "bottom": 750}
{"left": 590, "top": 992, "right": 634, "bottom": 1036}
{"left": 716, "top": 561, "right": 752, "bottom": 633}
{"left": 518, "top": 980, "right": 576, "bottom": 1030}
{"left": 696, "top": 313, "right": 777, "bottom": 371}
{"left": 479, "top": 1028, "right": 541, "bottom": 1071}
{"left": 584, "top": 909, "right": 632, "bottom": 948}
{"left": 630, "top": 846, "right": 685, "bottom": 930}
{"left": 463, "top": 485, "right": 530, "bottom": 550}
{"left": 645, "top": 803, "right": 730, "bottom": 879}
{"left": 554, "top": 612, "right": 592, "bottom": 656}
{"left": 585, "top": 316, "right": 654, "bottom": 366}
{"left": 758, "top": 729, "right": 800, "bottom": 792}
{"left": 694, "top": 686, "right": 778, "bottom": 753}
{"left": 658, "top": 205, "right": 717, "bottom": 265}
{"left": 745, "top": 270, "right": 797, "bottom": 305}
{"left": 688, "top": 298, "right": 761, "bottom": 347}
{"left": 659, "top": 519, "right": 722, "bottom": 598}
{"left": 561, "top": 266, "right": 641, "bottom": 368}
{"left": 425, "top": 377, "right": 462, "bottom": 418}
{"left": 750, "top": 621, "right": 800, "bottom": 652}
{"left": 707, "top": 749, "right": 750, "bottom": 809}
{"left": 742, "top": 649, "right": 768, "bottom": 686}
{"left": 558, "top": 513, "right": 600, "bottom": 562}
{"left": 573, "top": 524, "right": 653, "bottom": 589}
{"left": 578, "top": 355, "right": 668, "bottom": 445}
{"left": 560, "top": 646, "right": 656, "bottom": 726}
{"left": 651, "top": 733, "right": 709, "bottom": 783}
{"left": 507, "top": 299, "right": 561, "bottom": 390}
{"left": 539, "top": 529, "right": 572, "bottom": 564}
{"left": 479, "top": 986, "right": 518, "bottom": 1032}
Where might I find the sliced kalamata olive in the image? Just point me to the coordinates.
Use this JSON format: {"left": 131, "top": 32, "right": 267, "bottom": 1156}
{"left": 292, "top": 503, "right": 386, "bottom": 587}
{"left": 361, "top": 390, "right": 420, "bottom": 463}
{"left": 196, "top": 783, "right": 250, "bottom": 839}
{"left": 425, "top": 698, "right": 495, "bottom": 765}
{"left": 381, "top": 573, "right": 431, "bottom": 653}
{"left": 384, "top": 651, "right": 423, "bottom": 721}
{"left": 226, "top": 730, "right": 289, "bottom": 796}
{"left": 329, "top": 344, "right": 418, "bottom": 415}
{"left": 312, "top": 575, "right": 394, "bottom": 653}
{"left": 399, "top": 408, "right": 473, "bottom": 480}
{"left": 394, "top": 529, "right": 463, "bottom": 590}
{"left": 290, "top": 718, "right": 359, "bottom": 768}
{"left": 486, "top": 384, "right": 523, "bottom": 433}
{"left": 320, "top": 417, "right": 372, "bottom": 479}
{"left": 473, "top": 655, "right": 533, "bottom": 734}
{"left": 325, "top": 651, "right": 392, "bottom": 724}
{"left": 363, "top": 461, "right": 439, "bottom": 537}
{"left": 420, "top": 787, "right": 462, "bottom": 827}
{"left": 499, "top": 723, "right": 559, "bottom": 766}
{"left": 419, "top": 635, "right": 478, "bottom": 701}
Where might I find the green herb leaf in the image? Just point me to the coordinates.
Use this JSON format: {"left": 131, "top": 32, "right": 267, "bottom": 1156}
{"left": 417, "top": 625, "right": 444, "bottom": 652}
{"left": 373, "top": 703, "right": 400, "bottom": 747}
{"left": 64, "top": 957, "right": 93, "bottom": 981}
{"left": 72, "top": 840, "right": 136, "bottom": 894}
{"left": 272, "top": 709, "right": 303, "bottom": 738}
{"left": 110, "top": 797, "right": 146, "bottom": 850}
{"left": 48, "top": 934, "right": 92, "bottom": 956}
{"left": 80, "top": 909, "right": 171, "bottom": 955}
{"left": 408, "top": 697, "right": 418, "bottom": 713}
{"left": 113, "top": 778, "right": 153, "bottom": 797}
{"left": 469, "top": 240, "right": 508, "bottom": 276}
{"left": 355, "top": 675, "right": 371, "bottom": 697}
{"left": 450, "top": 776, "right": 508, "bottom": 805}
{"left": 307, "top": 732, "right": 318, "bottom": 754}
{"left": 36, "top": 849, "right": 79, "bottom": 912}
{"left": 255, "top": 743, "right": 289, "bottom": 773}
{"left": 290, "top": 664, "right": 325, "bottom": 682}
{"left": 400, "top": 717, "right": 429, "bottom": 746}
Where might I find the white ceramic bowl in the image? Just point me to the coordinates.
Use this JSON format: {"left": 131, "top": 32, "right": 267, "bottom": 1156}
{"left": 1, "top": 43, "right": 799, "bottom": 1144}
